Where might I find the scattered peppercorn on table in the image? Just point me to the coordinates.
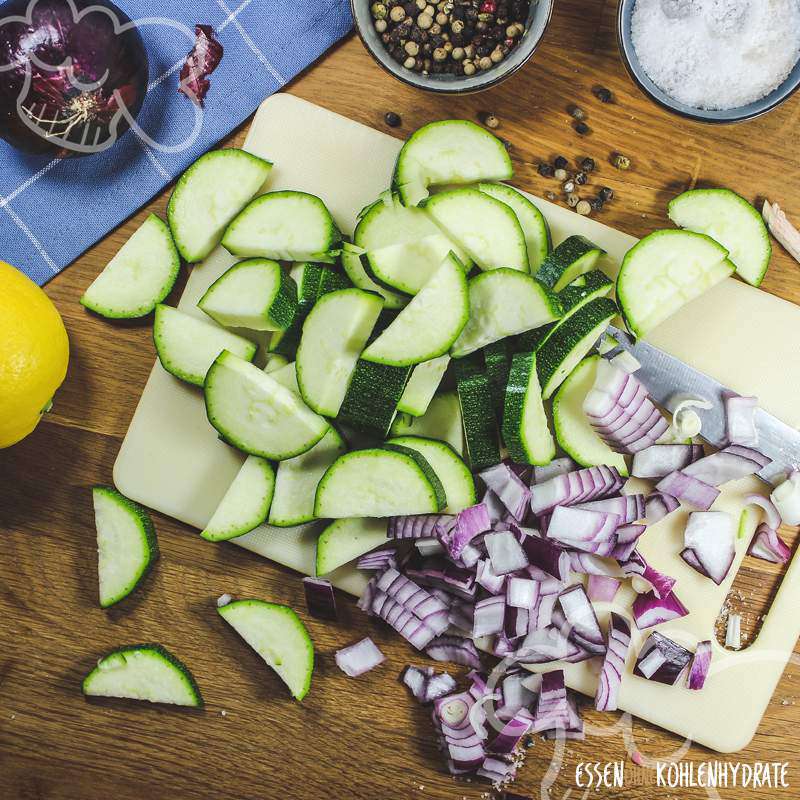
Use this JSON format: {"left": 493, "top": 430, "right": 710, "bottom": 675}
{"left": 2, "top": 2, "right": 800, "bottom": 799}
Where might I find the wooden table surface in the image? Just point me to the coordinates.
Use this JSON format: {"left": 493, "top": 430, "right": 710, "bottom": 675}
{"left": 3, "top": 2, "right": 800, "bottom": 798}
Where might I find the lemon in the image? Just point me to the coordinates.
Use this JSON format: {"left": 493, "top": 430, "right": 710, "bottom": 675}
{"left": 0, "top": 262, "right": 69, "bottom": 448}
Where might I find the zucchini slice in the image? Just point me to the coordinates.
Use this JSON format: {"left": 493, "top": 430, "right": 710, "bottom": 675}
{"left": 455, "top": 360, "right": 501, "bottom": 471}
{"left": 387, "top": 435, "right": 477, "bottom": 513}
{"left": 201, "top": 456, "right": 275, "bottom": 541}
{"left": 82, "top": 644, "right": 203, "bottom": 707}
{"left": 204, "top": 351, "right": 329, "bottom": 460}
{"left": 397, "top": 355, "right": 451, "bottom": 417}
{"left": 198, "top": 258, "right": 297, "bottom": 332}
{"left": 424, "top": 188, "right": 528, "bottom": 272}
{"left": 501, "top": 351, "right": 556, "bottom": 466}
{"left": 534, "top": 235, "right": 606, "bottom": 292}
{"left": 667, "top": 188, "right": 771, "bottom": 287}
{"left": 92, "top": 486, "right": 158, "bottom": 609}
{"left": 617, "top": 229, "right": 734, "bottom": 338}
{"left": 153, "top": 304, "right": 257, "bottom": 388}
{"left": 392, "top": 119, "right": 513, "bottom": 207}
{"left": 269, "top": 361, "right": 300, "bottom": 393}
{"left": 81, "top": 215, "right": 180, "bottom": 319}
{"left": 450, "top": 268, "right": 561, "bottom": 358}
{"left": 167, "top": 149, "right": 272, "bottom": 263}
{"left": 478, "top": 182, "right": 551, "bottom": 271}
{"left": 222, "top": 190, "right": 342, "bottom": 263}
{"left": 390, "top": 391, "right": 465, "bottom": 456}
{"left": 316, "top": 517, "right": 389, "bottom": 576}
{"left": 361, "top": 253, "right": 469, "bottom": 367}
{"left": 341, "top": 243, "right": 407, "bottom": 310}
{"left": 483, "top": 340, "right": 511, "bottom": 417}
{"left": 269, "top": 427, "right": 347, "bottom": 527}
{"left": 315, "top": 448, "right": 446, "bottom": 518}
{"left": 536, "top": 297, "right": 617, "bottom": 399}
{"left": 337, "top": 359, "right": 411, "bottom": 438}
{"left": 557, "top": 270, "right": 613, "bottom": 315}
{"left": 263, "top": 353, "right": 289, "bottom": 373}
{"left": 218, "top": 599, "right": 314, "bottom": 701}
{"left": 551, "top": 355, "right": 628, "bottom": 475}
{"left": 296, "top": 288, "right": 384, "bottom": 417}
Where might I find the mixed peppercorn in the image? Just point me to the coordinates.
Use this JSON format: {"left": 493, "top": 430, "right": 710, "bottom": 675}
{"left": 537, "top": 152, "right": 621, "bottom": 217}
{"left": 371, "top": 0, "right": 531, "bottom": 76}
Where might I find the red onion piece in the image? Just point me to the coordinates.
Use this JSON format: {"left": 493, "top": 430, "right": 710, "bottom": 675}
{"left": 489, "top": 712, "right": 532, "bottom": 754}
{"left": 533, "top": 457, "right": 576, "bottom": 483}
{"left": 441, "top": 503, "right": 490, "bottom": 557}
{"left": 632, "top": 444, "right": 704, "bottom": 479}
{"left": 595, "top": 612, "right": 631, "bottom": 711}
{"left": 575, "top": 494, "right": 645, "bottom": 524}
{"left": 644, "top": 491, "right": 680, "bottom": 523}
{"left": 406, "top": 557, "right": 477, "bottom": 599}
{"left": 507, "top": 577, "right": 540, "bottom": 609}
{"left": 632, "top": 589, "right": 689, "bottom": 630}
{"left": 683, "top": 448, "right": 762, "bottom": 486}
{"left": 587, "top": 574, "right": 621, "bottom": 602}
{"left": 425, "top": 635, "right": 483, "bottom": 669}
{"left": 745, "top": 493, "right": 782, "bottom": 530}
{"left": 546, "top": 506, "right": 620, "bottom": 546}
{"left": 532, "top": 669, "right": 570, "bottom": 732}
{"left": 532, "top": 592, "right": 558, "bottom": 631}
{"left": 633, "top": 631, "right": 692, "bottom": 685}
{"left": 473, "top": 595, "right": 506, "bottom": 638}
{"left": 497, "top": 673, "right": 536, "bottom": 721}
{"left": 335, "top": 637, "right": 385, "bottom": 677}
{"left": 479, "top": 463, "right": 531, "bottom": 522}
{"left": 178, "top": 24, "right": 224, "bottom": 107}
{"left": 771, "top": 471, "right": 800, "bottom": 525}
{"left": 543, "top": 694, "right": 584, "bottom": 740}
{"left": 725, "top": 613, "right": 741, "bottom": 649}
{"left": 748, "top": 523, "right": 791, "bottom": 564}
{"left": 477, "top": 755, "right": 517, "bottom": 783}
{"left": 302, "top": 576, "right": 338, "bottom": 621}
{"left": 530, "top": 465, "right": 623, "bottom": 516}
{"left": 620, "top": 551, "right": 676, "bottom": 599}
{"left": 687, "top": 640, "right": 712, "bottom": 691}
{"left": 725, "top": 395, "right": 759, "bottom": 447}
{"left": 656, "top": 470, "right": 720, "bottom": 510}
{"left": 681, "top": 511, "right": 735, "bottom": 585}
{"left": 402, "top": 665, "right": 458, "bottom": 703}
{"left": 554, "top": 584, "right": 606, "bottom": 655}
{"left": 356, "top": 547, "right": 397, "bottom": 570}
{"left": 476, "top": 558, "right": 506, "bottom": 594}
{"left": 520, "top": 532, "right": 570, "bottom": 581}
{"left": 388, "top": 513, "right": 452, "bottom": 539}
{"left": 485, "top": 530, "right": 529, "bottom": 575}
{"left": 504, "top": 606, "right": 529, "bottom": 642}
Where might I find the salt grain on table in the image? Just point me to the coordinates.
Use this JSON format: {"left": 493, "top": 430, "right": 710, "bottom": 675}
{"left": 631, "top": 0, "right": 800, "bottom": 110}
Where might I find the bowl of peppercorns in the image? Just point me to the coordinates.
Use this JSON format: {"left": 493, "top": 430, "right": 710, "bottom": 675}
{"left": 353, "top": 0, "right": 554, "bottom": 92}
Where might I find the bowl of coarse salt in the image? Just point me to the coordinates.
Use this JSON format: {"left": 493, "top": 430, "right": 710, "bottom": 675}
{"left": 618, "top": 0, "right": 800, "bottom": 122}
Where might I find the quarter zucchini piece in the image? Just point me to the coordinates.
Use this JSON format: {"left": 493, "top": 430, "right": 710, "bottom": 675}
{"left": 424, "top": 188, "right": 528, "bottom": 272}
{"left": 296, "top": 288, "right": 384, "bottom": 416}
{"left": 361, "top": 253, "right": 469, "bottom": 367}
{"left": 501, "top": 351, "right": 555, "bottom": 466}
{"left": 341, "top": 243, "right": 407, "bottom": 310}
{"left": 81, "top": 215, "right": 180, "bottom": 319}
{"left": 478, "top": 182, "right": 551, "bottom": 271}
{"left": 387, "top": 435, "right": 476, "bottom": 513}
{"left": 397, "top": 355, "right": 451, "bottom": 416}
{"left": 167, "top": 149, "right": 272, "bottom": 263}
{"left": 198, "top": 258, "right": 297, "bottom": 332}
{"left": 392, "top": 119, "right": 513, "bottom": 207}
{"left": 269, "top": 427, "right": 347, "bottom": 527}
{"left": 534, "top": 235, "right": 605, "bottom": 292}
{"left": 667, "top": 188, "right": 771, "bottom": 287}
{"left": 536, "top": 297, "right": 617, "bottom": 399}
{"left": 552, "top": 355, "right": 628, "bottom": 475}
{"left": 270, "top": 262, "right": 324, "bottom": 358}
{"left": 204, "top": 351, "right": 329, "bottom": 460}
{"left": 92, "top": 486, "right": 159, "bottom": 609}
{"left": 82, "top": 644, "right": 202, "bottom": 707}
{"left": 201, "top": 456, "right": 275, "bottom": 541}
{"left": 316, "top": 517, "right": 389, "bottom": 576}
{"left": 483, "top": 340, "right": 511, "bottom": 417}
{"left": 337, "top": 359, "right": 411, "bottom": 438}
{"left": 222, "top": 190, "right": 341, "bottom": 263}
{"left": 315, "top": 448, "right": 446, "bottom": 518}
{"left": 154, "top": 305, "right": 257, "bottom": 387}
{"left": 450, "top": 268, "right": 561, "bottom": 358}
{"left": 557, "top": 270, "right": 613, "bottom": 315}
{"left": 617, "top": 229, "right": 734, "bottom": 338}
{"left": 269, "top": 361, "right": 300, "bottom": 393}
{"left": 455, "top": 360, "right": 501, "bottom": 471}
{"left": 391, "top": 391, "right": 465, "bottom": 456}
{"left": 218, "top": 599, "right": 314, "bottom": 701}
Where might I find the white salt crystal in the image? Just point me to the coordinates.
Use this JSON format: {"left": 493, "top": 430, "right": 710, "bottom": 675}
{"left": 631, "top": 0, "right": 800, "bottom": 110}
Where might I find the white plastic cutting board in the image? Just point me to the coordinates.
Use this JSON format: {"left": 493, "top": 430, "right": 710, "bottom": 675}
{"left": 115, "top": 93, "right": 800, "bottom": 752}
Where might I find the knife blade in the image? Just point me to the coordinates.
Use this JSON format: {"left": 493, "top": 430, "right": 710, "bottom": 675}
{"left": 602, "top": 324, "right": 799, "bottom": 484}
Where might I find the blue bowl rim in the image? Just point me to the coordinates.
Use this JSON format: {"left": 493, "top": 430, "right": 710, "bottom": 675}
{"left": 617, "top": 0, "right": 800, "bottom": 124}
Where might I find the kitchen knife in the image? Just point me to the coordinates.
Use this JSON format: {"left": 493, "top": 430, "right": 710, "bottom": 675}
{"left": 602, "top": 324, "right": 799, "bottom": 483}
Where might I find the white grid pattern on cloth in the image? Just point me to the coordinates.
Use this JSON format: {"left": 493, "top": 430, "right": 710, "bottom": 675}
{"left": 0, "top": 0, "right": 284, "bottom": 274}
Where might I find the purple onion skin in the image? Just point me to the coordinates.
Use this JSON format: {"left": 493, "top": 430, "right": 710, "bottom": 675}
{"left": 0, "top": 0, "right": 148, "bottom": 156}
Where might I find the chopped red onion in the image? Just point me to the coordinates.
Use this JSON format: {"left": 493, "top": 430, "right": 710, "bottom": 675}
{"left": 533, "top": 592, "right": 558, "bottom": 630}
{"left": 425, "top": 635, "right": 483, "bottom": 669}
{"left": 546, "top": 506, "right": 620, "bottom": 547}
{"left": 569, "top": 551, "right": 625, "bottom": 578}
{"left": 530, "top": 465, "right": 624, "bottom": 515}
{"left": 477, "top": 755, "right": 517, "bottom": 783}
{"left": 335, "top": 637, "right": 385, "bottom": 677}
{"left": 406, "top": 557, "right": 477, "bottom": 599}
{"left": 415, "top": 537, "right": 445, "bottom": 557}
{"left": 632, "top": 589, "right": 688, "bottom": 630}
{"left": 726, "top": 395, "right": 759, "bottom": 447}
{"left": 532, "top": 669, "right": 570, "bottom": 732}
{"left": 748, "top": 523, "right": 791, "bottom": 564}
{"left": 725, "top": 613, "right": 741, "bottom": 649}
{"left": 656, "top": 470, "right": 720, "bottom": 510}
{"left": 587, "top": 574, "right": 621, "bottom": 603}
{"left": 633, "top": 631, "right": 692, "bottom": 685}
{"left": 555, "top": 584, "right": 606, "bottom": 655}
{"left": 575, "top": 494, "right": 645, "bottom": 524}
{"left": 533, "top": 457, "right": 576, "bottom": 483}
{"left": 645, "top": 491, "right": 680, "bottom": 523}
{"left": 681, "top": 511, "right": 735, "bottom": 585}
{"left": 632, "top": 444, "right": 704, "bottom": 479}
{"left": 476, "top": 558, "right": 506, "bottom": 594}
{"left": 403, "top": 665, "right": 458, "bottom": 703}
{"left": 687, "top": 640, "right": 712, "bottom": 691}
{"left": 504, "top": 606, "right": 529, "bottom": 642}
{"left": 442, "top": 503, "right": 491, "bottom": 557}
{"left": 489, "top": 712, "right": 532, "bottom": 754}
{"left": 497, "top": 673, "right": 536, "bottom": 721}
{"left": 473, "top": 596, "right": 506, "bottom": 638}
{"left": 302, "top": 576, "right": 338, "bottom": 621}
{"left": 479, "top": 463, "right": 531, "bottom": 522}
{"left": 357, "top": 548, "right": 397, "bottom": 570}
{"left": 771, "top": 471, "right": 800, "bottom": 525}
{"left": 683, "top": 448, "right": 762, "bottom": 486}
{"left": 485, "top": 530, "right": 529, "bottom": 575}
{"left": 388, "top": 513, "right": 452, "bottom": 539}
{"left": 435, "top": 690, "right": 474, "bottom": 728}
{"left": 620, "top": 551, "right": 676, "bottom": 599}
{"left": 520, "top": 533, "right": 570, "bottom": 581}
{"left": 543, "top": 693, "right": 584, "bottom": 740}
{"left": 610, "top": 350, "right": 641, "bottom": 373}
{"left": 507, "top": 577, "right": 540, "bottom": 609}
{"left": 179, "top": 25, "right": 224, "bottom": 107}
{"left": 595, "top": 612, "right": 631, "bottom": 711}
{"left": 745, "top": 493, "right": 782, "bottom": 530}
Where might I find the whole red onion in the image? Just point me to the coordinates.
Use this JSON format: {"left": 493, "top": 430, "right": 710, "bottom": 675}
{"left": 0, "top": 0, "right": 148, "bottom": 157}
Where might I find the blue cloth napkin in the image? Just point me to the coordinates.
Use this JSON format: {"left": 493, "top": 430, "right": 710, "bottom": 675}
{"left": 0, "top": 0, "right": 352, "bottom": 285}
